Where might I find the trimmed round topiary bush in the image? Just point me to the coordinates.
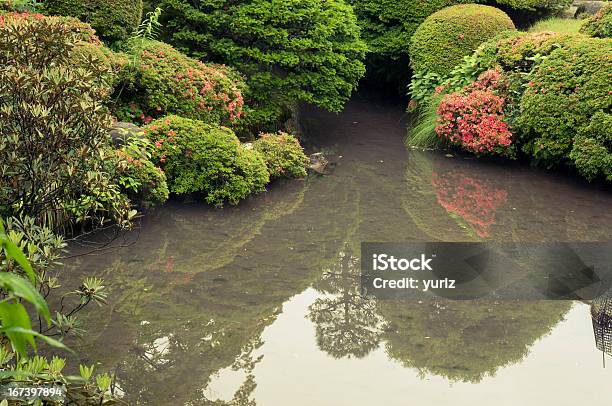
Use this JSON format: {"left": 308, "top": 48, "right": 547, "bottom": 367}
{"left": 43, "top": 0, "right": 143, "bottom": 43}
{"left": 410, "top": 4, "right": 516, "bottom": 76}
{"left": 580, "top": 2, "right": 612, "bottom": 38}
{"left": 115, "top": 40, "right": 246, "bottom": 128}
{"left": 143, "top": 116, "right": 269, "bottom": 206}
{"left": 253, "top": 132, "right": 309, "bottom": 179}
{"left": 518, "top": 37, "right": 612, "bottom": 169}
{"left": 570, "top": 111, "right": 612, "bottom": 182}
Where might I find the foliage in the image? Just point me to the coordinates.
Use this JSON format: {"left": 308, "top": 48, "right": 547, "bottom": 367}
{"left": 156, "top": 0, "right": 366, "bottom": 131}
{"left": 494, "top": 0, "right": 571, "bottom": 9}
{"left": 131, "top": 6, "right": 163, "bottom": 43}
{"left": 113, "top": 137, "right": 169, "bottom": 208}
{"left": 569, "top": 112, "right": 612, "bottom": 182}
{"left": 529, "top": 17, "right": 584, "bottom": 34}
{"left": 115, "top": 40, "right": 245, "bottom": 128}
{"left": 580, "top": 2, "right": 612, "bottom": 38}
{"left": 252, "top": 132, "right": 309, "bottom": 179}
{"left": 409, "top": 4, "right": 516, "bottom": 76}
{"left": 436, "top": 69, "right": 515, "bottom": 157}
{"left": 0, "top": 13, "right": 135, "bottom": 233}
{"left": 0, "top": 0, "right": 40, "bottom": 12}
{"left": 0, "top": 220, "right": 118, "bottom": 404}
{"left": 517, "top": 37, "right": 612, "bottom": 169}
{"left": 42, "top": 0, "right": 143, "bottom": 43}
{"left": 144, "top": 116, "right": 269, "bottom": 206}
{"left": 406, "top": 95, "right": 446, "bottom": 149}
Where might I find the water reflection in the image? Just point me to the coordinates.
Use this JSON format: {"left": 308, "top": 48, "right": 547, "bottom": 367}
{"left": 60, "top": 98, "right": 612, "bottom": 404}
{"left": 308, "top": 244, "right": 386, "bottom": 359}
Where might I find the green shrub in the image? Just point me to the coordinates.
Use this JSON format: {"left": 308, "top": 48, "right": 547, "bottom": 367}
{"left": 113, "top": 137, "right": 169, "bottom": 208}
{"left": 410, "top": 4, "right": 516, "bottom": 76}
{"left": 144, "top": 116, "right": 269, "bottom": 206}
{"left": 518, "top": 37, "right": 612, "bottom": 169}
{"left": 43, "top": 0, "right": 143, "bottom": 43}
{"left": 253, "top": 132, "right": 309, "bottom": 179}
{"left": 494, "top": 0, "right": 571, "bottom": 9}
{"left": 0, "top": 13, "right": 135, "bottom": 232}
{"left": 580, "top": 2, "right": 612, "bottom": 38}
{"left": 569, "top": 112, "right": 612, "bottom": 182}
{"left": 115, "top": 40, "right": 246, "bottom": 127}
{"left": 157, "top": 0, "right": 366, "bottom": 131}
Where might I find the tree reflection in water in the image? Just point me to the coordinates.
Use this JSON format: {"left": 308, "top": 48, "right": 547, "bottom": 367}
{"left": 308, "top": 244, "right": 386, "bottom": 359}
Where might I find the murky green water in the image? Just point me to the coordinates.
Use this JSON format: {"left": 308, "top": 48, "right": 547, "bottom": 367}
{"left": 64, "top": 96, "right": 612, "bottom": 405}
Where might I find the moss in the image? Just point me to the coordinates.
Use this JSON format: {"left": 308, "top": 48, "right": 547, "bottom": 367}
{"left": 43, "top": 0, "right": 143, "bottom": 43}
{"left": 409, "top": 4, "right": 516, "bottom": 76}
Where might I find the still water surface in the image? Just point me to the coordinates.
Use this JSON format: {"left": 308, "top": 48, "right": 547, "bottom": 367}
{"left": 65, "top": 96, "right": 612, "bottom": 405}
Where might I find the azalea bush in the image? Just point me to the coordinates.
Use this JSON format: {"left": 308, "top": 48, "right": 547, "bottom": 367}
{"left": 115, "top": 40, "right": 245, "bottom": 127}
{"left": 253, "top": 132, "right": 309, "bottom": 179}
{"left": 518, "top": 37, "right": 612, "bottom": 169}
{"left": 580, "top": 2, "right": 612, "bottom": 38}
{"left": 436, "top": 69, "right": 514, "bottom": 157}
{"left": 112, "top": 137, "right": 169, "bottom": 209}
{"left": 144, "top": 116, "right": 269, "bottom": 206}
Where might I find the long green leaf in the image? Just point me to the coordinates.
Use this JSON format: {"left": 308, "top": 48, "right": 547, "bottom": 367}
{"left": 0, "top": 302, "right": 35, "bottom": 357}
{"left": 0, "top": 273, "right": 50, "bottom": 322}
{"left": 0, "top": 220, "right": 36, "bottom": 284}
{"left": 0, "top": 327, "right": 74, "bottom": 354}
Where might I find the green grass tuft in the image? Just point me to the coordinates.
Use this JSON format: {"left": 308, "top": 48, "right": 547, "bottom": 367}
{"left": 528, "top": 18, "right": 585, "bottom": 34}
{"left": 406, "top": 95, "right": 446, "bottom": 149}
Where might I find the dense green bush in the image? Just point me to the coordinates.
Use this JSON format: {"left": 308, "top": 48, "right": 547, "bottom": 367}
{"left": 253, "top": 132, "right": 309, "bottom": 179}
{"left": 113, "top": 137, "right": 169, "bottom": 208}
{"left": 580, "top": 2, "right": 612, "bottom": 38}
{"left": 518, "top": 37, "right": 612, "bottom": 169}
{"left": 569, "top": 112, "right": 612, "bottom": 182}
{"left": 0, "top": 13, "right": 135, "bottom": 232}
{"left": 115, "top": 40, "right": 245, "bottom": 127}
{"left": 494, "top": 0, "right": 571, "bottom": 9}
{"left": 43, "top": 0, "right": 143, "bottom": 43}
{"left": 144, "top": 116, "right": 269, "bottom": 206}
{"left": 155, "top": 0, "right": 366, "bottom": 131}
{"left": 410, "top": 4, "right": 516, "bottom": 76}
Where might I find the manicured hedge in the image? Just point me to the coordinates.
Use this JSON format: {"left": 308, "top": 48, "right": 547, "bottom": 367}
{"left": 115, "top": 40, "right": 245, "bottom": 127}
{"left": 253, "top": 132, "right": 309, "bottom": 179}
{"left": 409, "top": 4, "right": 516, "bottom": 76}
{"left": 580, "top": 2, "right": 612, "bottom": 38}
{"left": 43, "top": 0, "right": 143, "bottom": 42}
{"left": 518, "top": 37, "right": 612, "bottom": 170}
{"left": 144, "top": 116, "right": 269, "bottom": 206}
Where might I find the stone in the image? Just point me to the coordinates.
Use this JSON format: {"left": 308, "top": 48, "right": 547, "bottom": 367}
{"left": 308, "top": 152, "right": 330, "bottom": 175}
{"left": 108, "top": 122, "right": 145, "bottom": 147}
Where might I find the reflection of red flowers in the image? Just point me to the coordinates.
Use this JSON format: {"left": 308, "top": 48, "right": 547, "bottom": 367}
{"left": 432, "top": 171, "right": 507, "bottom": 237}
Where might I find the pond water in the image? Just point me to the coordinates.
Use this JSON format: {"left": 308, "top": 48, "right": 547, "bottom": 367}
{"left": 64, "top": 95, "right": 612, "bottom": 405}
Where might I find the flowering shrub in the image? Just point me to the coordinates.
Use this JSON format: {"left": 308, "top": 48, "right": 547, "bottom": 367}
{"left": 436, "top": 69, "right": 514, "bottom": 157}
{"left": 112, "top": 137, "right": 169, "bottom": 208}
{"left": 143, "top": 116, "right": 269, "bottom": 206}
{"left": 432, "top": 170, "right": 508, "bottom": 238}
{"left": 518, "top": 37, "right": 612, "bottom": 170}
{"left": 253, "top": 132, "right": 309, "bottom": 179}
{"left": 115, "top": 40, "right": 246, "bottom": 128}
{"left": 580, "top": 2, "right": 612, "bottom": 38}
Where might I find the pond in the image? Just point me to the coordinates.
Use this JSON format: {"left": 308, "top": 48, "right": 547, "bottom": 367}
{"left": 63, "top": 95, "right": 612, "bottom": 405}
